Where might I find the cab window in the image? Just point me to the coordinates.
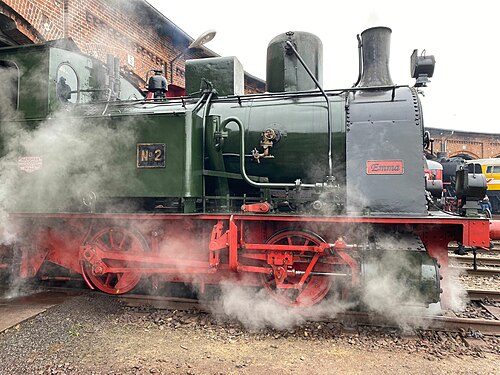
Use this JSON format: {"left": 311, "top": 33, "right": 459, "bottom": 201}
{"left": 493, "top": 166, "right": 500, "bottom": 173}
{"left": 467, "top": 163, "right": 482, "bottom": 174}
{"left": 0, "top": 60, "right": 19, "bottom": 110}
{"left": 56, "top": 63, "right": 78, "bottom": 103}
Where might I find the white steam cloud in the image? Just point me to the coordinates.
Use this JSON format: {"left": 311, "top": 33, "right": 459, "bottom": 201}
{"left": 0, "top": 63, "right": 140, "bottom": 298}
{"left": 212, "top": 278, "right": 355, "bottom": 331}
{"left": 205, "top": 232, "right": 467, "bottom": 332}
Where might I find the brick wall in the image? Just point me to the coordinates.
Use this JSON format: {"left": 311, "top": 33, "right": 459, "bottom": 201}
{"left": 0, "top": 2, "right": 47, "bottom": 43}
{"left": 1, "top": 0, "right": 265, "bottom": 93}
{"left": 428, "top": 128, "right": 500, "bottom": 159}
{"left": 69, "top": 1, "right": 190, "bottom": 86}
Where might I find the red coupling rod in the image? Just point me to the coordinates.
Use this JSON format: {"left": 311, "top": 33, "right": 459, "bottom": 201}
{"left": 331, "top": 238, "right": 347, "bottom": 250}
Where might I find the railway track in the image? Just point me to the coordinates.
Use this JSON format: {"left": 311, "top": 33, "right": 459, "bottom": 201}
{"left": 449, "top": 266, "right": 500, "bottom": 277}
{"left": 448, "top": 248, "right": 500, "bottom": 276}
{"left": 449, "top": 254, "right": 500, "bottom": 268}
{"left": 118, "top": 288, "right": 500, "bottom": 305}
{"left": 448, "top": 240, "right": 500, "bottom": 254}
{"left": 333, "top": 311, "right": 500, "bottom": 336}
{"left": 466, "top": 289, "right": 500, "bottom": 302}
{"left": 448, "top": 248, "right": 500, "bottom": 256}
{"left": 2, "top": 288, "right": 500, "bottom": 336}
{"left": 117, "top": 292, "right": 500, "bottom": 336}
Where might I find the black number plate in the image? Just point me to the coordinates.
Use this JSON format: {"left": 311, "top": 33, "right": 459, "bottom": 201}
{"left": 137, "top": 143, "right": 166, "bottom": 168}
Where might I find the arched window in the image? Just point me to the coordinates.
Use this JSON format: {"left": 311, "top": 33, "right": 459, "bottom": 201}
{"left": 451, "top": 152, "right": 477, "bottom": 160}
{"left": 0, "top": 60, "right": 19, "bottom": 111}
{"left": 56, "top": 63, "right": 78, "bottom": 103}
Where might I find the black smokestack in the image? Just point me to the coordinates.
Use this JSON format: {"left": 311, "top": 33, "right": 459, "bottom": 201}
{"left": 357, "top": 26, "right": 394, "bottom": 87}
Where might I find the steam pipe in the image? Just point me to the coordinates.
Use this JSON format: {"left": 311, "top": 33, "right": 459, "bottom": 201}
{"left": 101, "top": 88, "right": 112, "bottom": 115}
{"left": 200, "top": 90, "right": 215, "bottom": 200}
{"left": 285, "top": 41, "right": 333, "bottom": 179}
{"left": 62, "top": 0, "right": 69, "bottom": 38}
{"left": 221, "top": 116, "right": 317, "bottom": 189}
{"left": 353, "top": 34, "right": 363, "bottom": 87}
{"left": 193, "top": 90, "right": 212, "bottom": 114}
{"left": 169, "top": 50, "right": 185, "bottom": 86}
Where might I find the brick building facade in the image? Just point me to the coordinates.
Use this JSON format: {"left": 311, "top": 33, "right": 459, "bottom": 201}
{"left": 427, "top": 128, "right": 500, "bottom": 160}
{"left": 0, "top": 0, "right": 265, "bottom": 93}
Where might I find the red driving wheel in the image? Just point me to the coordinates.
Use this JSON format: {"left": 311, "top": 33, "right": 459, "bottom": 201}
{"left": 261, "top": 230, "right": 332, "bottom": 307}
{"left": 81, "top": 227, "right": 147, "bottom": 294}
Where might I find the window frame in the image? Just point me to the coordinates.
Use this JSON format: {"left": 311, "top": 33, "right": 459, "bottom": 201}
{"left": 0, "top": 59, "right": 20, "bottom": 110}
{"left": 55, "top": 62, "right": 80, "bottom": 104}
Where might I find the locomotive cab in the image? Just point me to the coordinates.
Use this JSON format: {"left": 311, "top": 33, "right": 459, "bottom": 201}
{"left": 0, "top": 39, "right": 143, "bottom": 121}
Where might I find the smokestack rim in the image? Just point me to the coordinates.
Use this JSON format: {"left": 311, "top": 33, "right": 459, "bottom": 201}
{"left": 361, "top": 26, "right": 392, "bottom": 36}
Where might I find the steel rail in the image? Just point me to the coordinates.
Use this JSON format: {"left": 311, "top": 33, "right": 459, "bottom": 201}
{"left": 5, "top": 288, "right": 497, "bottom": 336}
{"left": 448, "top": 247, "right": 500, "bottom": 254}
{"left": 466, "top": 289, "right": 500, "bottom": 302}
{"left": 115, "top": 293, "right": 500, "bottom": 336}
{"left": 449, "top": 266, "right": 500, "bottom": 277}
{"left": 449, "top": 255, "right": 500, "bottom": 267}
{"left": 116, "top": 294, "right": 203, "bottom": 311}
{"left": 425, "top": 316, "right": 500, "bottom": 336}
{"left": 329, "top": 311, "right": 500, "bottom": 336}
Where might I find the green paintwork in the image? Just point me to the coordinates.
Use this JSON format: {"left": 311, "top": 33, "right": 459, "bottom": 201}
{"left": 105, "top": 111, "right": 204, "bottom": 198}
{"left": 185, "top": 56, "right": 244, "bottom": 96}
{"left": 0, "top": 44, "right": 51, "bottom": 119}
{"left": 0, "top": 39, "right": 346, "bottom": 212}
{"left": 6, "top": 110, "right": 203, "bottom": 212}
{"left": 0, "top": 40, "right": 142, "bottom": 121}
{"left": 266, "top": 32, "right": 323, "bottom": 93}
{"left": 208, "top": 96, "right": 346, "bottom": 186}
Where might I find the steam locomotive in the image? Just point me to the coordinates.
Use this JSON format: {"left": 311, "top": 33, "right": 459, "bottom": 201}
{"left": 427, "top": 156, "right": 499, "bottom": 216}
{"left": 0, "top": 27, "right": 497, "bottom": 309}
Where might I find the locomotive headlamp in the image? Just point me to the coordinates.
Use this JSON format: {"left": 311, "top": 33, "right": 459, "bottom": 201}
{"left": 170, "top": 29, "right": 216, "bottom": 84}
{"left": 410, "top": 49, "right": 435, "bottom": 87}
{"left": 188, "top": 29, "right": 216, "bottom": 49}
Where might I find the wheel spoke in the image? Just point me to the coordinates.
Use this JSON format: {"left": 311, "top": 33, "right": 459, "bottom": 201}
{"left": 108, "top": 232, "right": 116, "bottom": 250}
{"left": 119, "top": 235, "right": 127, "bottom": 250}
{"left": 104, "top": 273, "right": 112, "bottom": 287}
{"left": 96, "top": 238, "right": 110, "bottom": 252}
{"left": 265, "top": 277, "right": 276, "bottom": 288}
